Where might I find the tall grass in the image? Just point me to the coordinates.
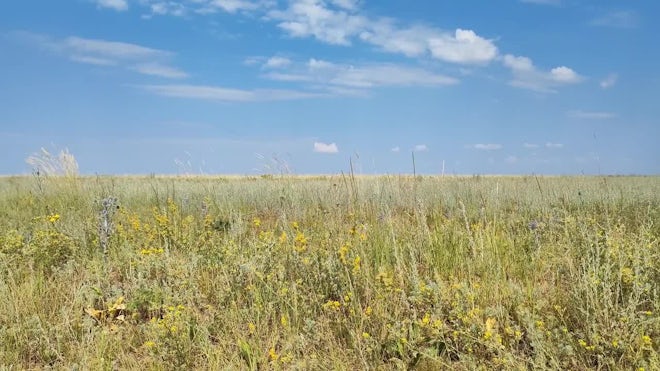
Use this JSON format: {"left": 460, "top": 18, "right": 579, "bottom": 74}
{"left": 0, "top": 175, "right": 658, "bottom": 369}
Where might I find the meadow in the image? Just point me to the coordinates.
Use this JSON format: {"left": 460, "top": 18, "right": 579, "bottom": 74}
{"left": 0, "top": 174, "right": 658, "bottom": 370}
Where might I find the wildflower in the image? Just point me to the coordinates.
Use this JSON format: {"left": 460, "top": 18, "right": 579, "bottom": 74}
{"left": 338, "top": 243, "right": 350, "bottom": 265}
{"left": 420, "top": 312, "right": 431, "bottom": 327}
{"left": 268, "top": 348, "right": 279, "bottom": 362}
{"left": 144, "top": 340, "right": 156, "bottom": 348}
{"left": 484, "top": 318, "right": 497, "bottom": 340}
{"left": 641, "top": 335, "right": 652, "bottom": 349}
{"left": 352, "top": 256, "right": 361, "bottom": 274}
{"left": 323, "top": 300, "right": 341, "bottom": 311}
{"left": 280, "top": 315, "right": 288, "bottom": 327}
{"left": 48, "top": 213, "right": 60, "bottom": 223}
{"left": 364, "top": 306, "right": 372, "bottom": 316}
{"left": 612, "top": 340, "right": 619, "bottom": 348}
{"left": 294, "top": 231, "right": 307, "bottom": 252}
{"left": 252, "top": 218, "right": 261, "bottom": 227}
{"left": 399, "top": 337, "right": 408, "bottom": 345}
{"left": 279, "top": 231, "right": 287, "bottom": 244}
{"left": 291, "top": 221, "right": 299, "bottom": 230}
{"left": 362, "top": 332, "right": 371, "bottom": 339}
{"left": 248, "top": 322, "right": 256, "bottom": 335}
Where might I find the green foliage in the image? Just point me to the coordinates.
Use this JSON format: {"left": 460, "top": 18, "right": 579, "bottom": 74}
{"left": 0, "top": 175, "right": 658, "bottom": 369}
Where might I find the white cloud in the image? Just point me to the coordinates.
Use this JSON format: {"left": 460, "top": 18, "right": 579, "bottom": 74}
{"left": 207, "top": 0, "right": 263, "bottom": 13}
{"left": 141, "top": 84, "right": 322, "bottom": 101}
{"left": 550, "top": 66, "right": 580, "bottom": 83}
{"left": 260, "top": 58, "right": 457, "bottom": 92}
{"left": 19, "top": 33, "right": 188, "bottom": 79}
{"left": 391, "top": 146, "right": 400, "bottom": 153}
{"left": 503, "top": 54, "right": 581, "bottom": 92}
{"left": 268, "top": 0, "right": 368, "bottom": 45}
{"left": 70, "top": 55, "right": 117, "bottom": 66}
{"left": 132, "top": 63, "right": 189, "bottom": 78}
{"left": 600, "top": 73, "right": 618, "bottom": 89}
{"left": 545, "top": 142, "right": 563, "bottom": 148}
{"left": 149, "top": 2, "right": 187, "bottom": 17}
{"left": 590, "top": 10, "right": 639, "bottom": 29}
{"left": 568, "top": 110, "right": 616, "bottom": 119}
{"left": 523, "top": 143, "right": 539, "bottom": 149}
{"left": 314, "top": 141, "right": 339, "bottom": 153}
{"left": 64, "top": 36, "right": 170, "bottom": 59}
{"left": 413, "top": 144, "right": 428, "bottom": 152}
{"left": 96, "top": 0, "right": 128, "bottom": 11}
{"left": 427, "top": 29, "right": 498, "bottom": 64}
{"left": 263, "top": 56, "right": 292, "bottom": 69}
{"left": 268, "top": 1, "right": 497, "bottom": 64}
{"left": 472, "top": 144, "right": 502, "bottom": 150}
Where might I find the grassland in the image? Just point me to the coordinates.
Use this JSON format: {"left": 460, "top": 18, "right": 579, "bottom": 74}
{"left": 0, "top": 174, "right": 658, "bottom": 370}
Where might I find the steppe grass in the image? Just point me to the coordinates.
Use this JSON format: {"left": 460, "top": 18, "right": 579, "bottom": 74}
{"left": 0, "top": 174, "right": 658, "bottom": 370}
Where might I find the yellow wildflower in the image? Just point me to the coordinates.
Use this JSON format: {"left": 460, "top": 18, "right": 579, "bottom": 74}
{"left": 268, "top": 348, "right": 279, "bottom": 362}
{"left": 362, "top": 332, "right": 370, "bottom": 339}
{"left": 641, "top": 335, "right": 652, "bottom": 349}
{"left": 48, "top": 213, "right": 60, "bottom": 223}
{"left": 352, "top": 255, "right": 361, "bottom": 274}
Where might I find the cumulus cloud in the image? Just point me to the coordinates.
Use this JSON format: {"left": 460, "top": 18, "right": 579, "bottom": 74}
{"left": 545, "top": 142, "right": 563, "bottom": 148}
{"left": 523, "top": 143, "right": 539, "bottom": 149}
{"left": 427, "top": 29, "right": 498, "bottom": 64}
{"left": 267, "top": 1, "right": 498, "bottom": 64}
{"left": 96, "top": 0, "right": 128, "bottom": 11}
{"left": 503, "top": 54, "right": 581, "bottom": 92}
{"left": 391, "top": 146, "right": 400, "bottom": 153}
{"left": 471, "top": 144, "right": 502, "bottom": 150}
{"left": 314, "top": 141, "right": 339, "bottom": 153}
{"left": 413, "top": 144, "right": 428, "bottom": 152}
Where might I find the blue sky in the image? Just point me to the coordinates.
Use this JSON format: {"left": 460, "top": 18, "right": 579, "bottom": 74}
{"left": 1, "top": 0, "right": 659, "bottom": 175}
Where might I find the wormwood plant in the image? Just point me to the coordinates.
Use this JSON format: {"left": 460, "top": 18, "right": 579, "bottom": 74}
{"left": 98, "top": 197, "right": 119, "bottom": 259}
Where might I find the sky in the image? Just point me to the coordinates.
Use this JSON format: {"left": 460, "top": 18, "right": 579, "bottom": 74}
{"left": 1, "top": 0, "right": 659, "bottom": 175}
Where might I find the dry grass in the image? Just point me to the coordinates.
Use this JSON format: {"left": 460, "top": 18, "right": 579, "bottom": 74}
{"left": 0, "top": 174, "right": 658, "bottom": 369}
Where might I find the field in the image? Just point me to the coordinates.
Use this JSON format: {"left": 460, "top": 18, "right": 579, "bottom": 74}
{"left": 0, "top": 174, "right": 658, "bottom": 370}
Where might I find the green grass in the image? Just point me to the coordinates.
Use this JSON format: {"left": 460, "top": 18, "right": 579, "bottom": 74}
{"left": 0, "top": 174, "right": 658, "bottom": 370}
